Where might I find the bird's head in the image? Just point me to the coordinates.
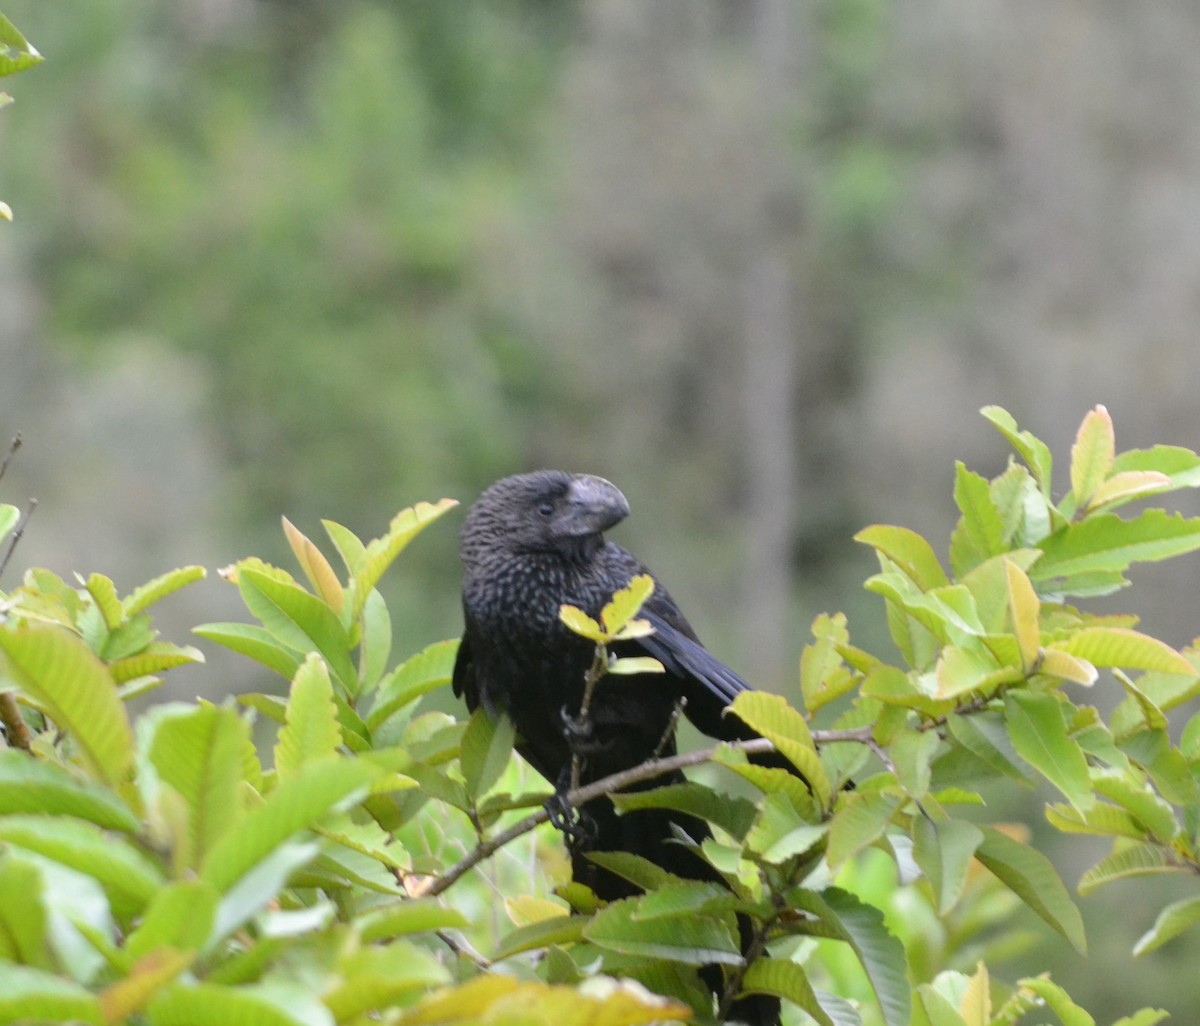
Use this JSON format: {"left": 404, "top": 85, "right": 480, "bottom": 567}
{"left": 460, "top": 470, "right": 630, "bottom": 566}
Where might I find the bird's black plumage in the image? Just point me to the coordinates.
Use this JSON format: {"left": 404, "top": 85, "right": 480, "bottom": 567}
{"left": 454, "top": 470, "right": 787, "bottom": 1025}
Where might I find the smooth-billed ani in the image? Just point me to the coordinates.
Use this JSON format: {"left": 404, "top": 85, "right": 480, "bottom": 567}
{"left": 453, "top": 470, "right": 792, "bottom": 1025}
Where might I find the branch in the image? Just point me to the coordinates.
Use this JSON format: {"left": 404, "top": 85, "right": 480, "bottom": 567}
{"left": 0, "top": 497, "right": 37, "bottom": 582}
{"left": 0, "top": 691, "right": 33, "bottom": 753}
{"left": 0, "top": 434, "right": 21, "bottom": 484}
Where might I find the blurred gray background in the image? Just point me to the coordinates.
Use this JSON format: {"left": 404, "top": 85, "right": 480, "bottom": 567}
{"left": 3, "top": 0, "right": 1200, "bottom": 1015}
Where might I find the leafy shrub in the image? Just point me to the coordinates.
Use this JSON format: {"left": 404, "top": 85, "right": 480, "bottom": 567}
{"left": 1, "top": 406, "right": 1199, "bottom": 1025}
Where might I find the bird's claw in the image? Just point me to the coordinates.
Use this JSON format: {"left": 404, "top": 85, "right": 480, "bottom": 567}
{"left": 560, "top": 704, "right": 606, "bottom": 757}
{"left": 544, "top": 792, "right": 598, "bottom": 852}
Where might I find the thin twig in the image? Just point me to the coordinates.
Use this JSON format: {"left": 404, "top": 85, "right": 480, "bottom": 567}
{"left": 435, "top": 928, "right": 491, "bottom": 969}
{"left": 0, "top": 434, "right": 21, "bottom": 484}
{"left": 568, "top": 643, "right": 610, "bottom": 793}
{"left": 0, "top": 498, "right": 37, "bottom": 582}
{"left": 0, "top": 691, "right": 34, "bottom": 753}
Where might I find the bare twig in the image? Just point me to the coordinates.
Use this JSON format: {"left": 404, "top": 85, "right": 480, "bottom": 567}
{"left": 568, "top": 643, "right": 610, "bottom": 793}
{"left": 0, "top": 691, "right": 33, "bottom": 753}
{"left": 0, "top": 434, "right": 21, "bottom": 484}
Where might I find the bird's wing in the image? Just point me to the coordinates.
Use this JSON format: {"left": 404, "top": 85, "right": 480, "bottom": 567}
{"left": 451, "top": 629, "right": 479, "bottom": 710}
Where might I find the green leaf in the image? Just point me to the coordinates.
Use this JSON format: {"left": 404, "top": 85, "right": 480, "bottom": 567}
{"left": 1091, "top": 770, "right": 1178, "bottom": 840}
{"left": 611, "top": 782, "right": 758, "bottom": 841}
{"left": 238, "top": 569, "right": 359, "bottom": 693}
{"left": 1033, "top": 510, "right": 1200, "bottom": 583}
{"left": 1078, "top": 841, "right": 1184, "bottom": 895}
{"left": 109, "top": 642, "right": 205, "bottom": 684}
{"left": 275, "top": 655, "right": 342, "bottom": 778}
{"left": 1109, "top": 1011, "right": 1171, "bottom": 1026}
{"left": 981, "top": 406, "right": 1054, "bottom": 493}
{"left": 1019, "top": 976, "right": 1095, "bottom": 1026}
{"left": 324, "top": 942, "right": 450, "bottom": 1020}
{"left": 0, "top": 14, "right": 42, "bottom": 77}
{"left": 584, "top": 897, "right": 741, "bottom": 965}
{"left": 744, "top": 792, "right": 827, "bottom": 863}
{"left": 123, "top": 566, "right": 206, "bottom": 618}
{"left": 0, "top": 963, "right": 101, "bottom": 1026}
{"left": 358, "top": 900, "right": 469, "bottom": 943}
{"left": 728, "top": 692, "right": 831, "bottom": 809}
{"left": 0, "top": 856, "right": 48, "bottom": 966}
{"left": 351, "top": 499, "right": 458, "bottom": 620}
{"left": 974, "top": 826, "right": 1086, "bottom": 952}
{"left": 146, "top": 982, "right": 331, "bottom": 1026}
{"left": 801, "top": 614, "right": 857, "bottom": 714}
{"left": 460, "top": 708, "right": 516, "bottom": 796}
{"left": 950, "top": 463, "right": 1006, "bottom": 575}
{"left": 1132, "top": 894, "right": 1200, "bottom": 956}
{"left": 826, "top": 790, "right": 904, "bottom": 869}
{"left": 492, "top": 915, "right": 590, "bottom": 961}
{"left": 200, "top": 757, "right": 379, "bottom": 893}
{"left": 945, "top": 713, "right": 1034, "bottom": 784}
{"left": 741, "top": 960, "right": 834, "bottom": 1026}
{"left": 1112, "top": 444, "right": 1200, "bottom": 487}
{"left": 1057, "top": 627, "right": 1195, "bottom": 675}
{"left": 0, "top": 504, "right": 18, "bottom": 544}
{"left": 559, "top": 604, "right": 605, "bottom": 641}
{"left": 0, "top": 625, "right": 133, "bottom": 786}
{"left": 606, "top": 655, "right": 663, "bottom": 675}
{"left": 0, "top": 750, "right": 140, "bottom": 832}
{"left": 357, "top": 588, "right": 392, "bottom": 692}
{"left": 792, "top": 887, "right": 910, "bottom": 1026}
{"left": 366, "top": 639, "right": 459, "bottom": 732}
{"left": 85, "top": 573, "right": 124, "bottom": 631}
{"left": 150, "top": 704, "right": 252, "bottom": 870}
{"left": 125, "top": 881, "right": 219, "bottom": 961}
{"left": 1070, "top": 405, "right": 1115, "bottom": 509}
{"left": 0, "top": 815, "right": 163, "bottom": 918}
{"left": 1004, "top": 691, "right": 1093, "bottom": 812}
{"left": 911, "top": 816, "right": 984, "bottom": 915}
{"left": 854, "top": 525, "right": 949, "bottom": 589}
{"left": 193, "top": 622, "right": 303, "bottom": 680}
{"left": 321, "top": 519, "right": 368, "bottom": 577}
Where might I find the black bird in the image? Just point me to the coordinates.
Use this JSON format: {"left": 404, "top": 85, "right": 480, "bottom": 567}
{"left": 453, "top": 470, "right": 788, "bottom": 1025}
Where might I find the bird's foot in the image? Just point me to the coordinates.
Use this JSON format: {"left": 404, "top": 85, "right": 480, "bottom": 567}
{"left": 544, "top": 791, "right": 598, "bottom": 852}
{"left": 560, "top": 704, "right": 604, "bottom": 756}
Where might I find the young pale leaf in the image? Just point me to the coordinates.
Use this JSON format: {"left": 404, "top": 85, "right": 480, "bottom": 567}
{"left": 122, "top": 566, "right": 206, "bottom": 618}
{"left": 981, "top": 406, "right": 1054, "bottom": 494}
{"left": 0, "top": 624, "right": 133, "bottom": 787}
{"left": 935, "top": 644, "right": 1020, "bottom": 701}
{"left": 1077, "top": 841, "right": 1183, "bottom": 896}
{"left": 275, "top": 655, "right": 342, "bottom": 779}
{"left": 1032, "top": 510, "right": 1200, "bottom": 583}
{"left": 792, "top": 887, "right": 910, "bottom": 1026}
{"left": 911, "top": 817, "right": 983, "bottom": 915}
{"left": 600, "top": 574, "right": 655, "bottom": 634}
{"left": 559, "top": 604, "right": 605, "bottom": 641}
{"left": 914, "top": 984, "right": 969, "bottom": 1026}
{"left": 460, "top": 708, "right": 516, "bottom": 796}
{"left": 1132, "top": 894, "right": 1200, "bottom": 956}
{"left": 85, "top": 573, "right": 124, "bottom": 631}
{"left": 200, "top": 757, "right": 379, "bottom": 893}
{"left": 238, "top": 569, "right": 358, "bottom": 693}
{"left": 606, "top": 655, "right": 663, "bottom": 675}
{"left": 740, "top": 960, "right": 834, "bottom": 1026}
{"left": 1112, "top": 444, "right": 1200, "bottom": 487}
{"left": 1038, "top": 649, "right": 1099, "bottom": 687}
{"left": 0, "top": 750, "right": 140, "bottom": 833}
{"left": 802, "top": 613, "right": 857, "bottom": 713}
{"left": 959, "top": 961, "right": 990, "bottom": 1026}
{"left": 854, "top": 525, "right": 949, "bottom": 589}
{"left": 1085, "top": 471, "right": 1172, "bottom": 514}
{"left": 98, "top": 948, "right": 194, "bottom": 1024}
{"left": 1005, "top": 561, "right": 1040, "bottom": 673}
{"left": 1056, "top": 627, "right": 1195, "bottom": 675}
{"left": 0, "top": 963, "right": 102, "bottom": 1026}
{"left": 584, "top": 897, "right": 742, "bottom": 965}
{"left": 1070, "top": 404, "right": 1115, "bottom": 510}
{"left": 0, "top": 503, "right": 18, "bottom": 543}
{"left": 149, "top": 705, "right": 251, "bottom": 870}
{"left": 281, "top": 517, "right": 345, "bottom": 616}
{"left": 1004, "top": 692, "right": 1093, "bottom": 813}
{"left": 974, "top": 826, "right": 1086, "bottom": 952}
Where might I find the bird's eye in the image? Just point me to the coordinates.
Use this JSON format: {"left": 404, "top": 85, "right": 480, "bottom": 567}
{"left": 536, "top": 501, "right": 555, "bottom": 517}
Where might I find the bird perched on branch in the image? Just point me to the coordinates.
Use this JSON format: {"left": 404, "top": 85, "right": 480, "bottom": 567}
{"left": 453, "top": 469, "right": 793, "bottom": 1025}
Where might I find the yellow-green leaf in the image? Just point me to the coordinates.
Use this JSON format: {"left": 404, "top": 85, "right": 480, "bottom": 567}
{"left": 600, "top": 574, "right": 654, "bottom": 634}
{"left": 282, "top": 517, "right": 345, "bottom": 616}
{"left": 1058, "top": 627, "right": 1194, "bottom": 675}
{"left": 1086, "top": 471, "right": 1172, "bottom": 514}
{"left": 0, "top": 625, "right": 132, "bottom": 786}
{"left": 275, "top": 654, "right": 342, "bottom": 779}
{"left": 1005, "top": 561, "right": 1040, "bottom": 673}
{"left": 1070, "top": 404, "right": 1115, "bottom": 508}
{"left": 559, "top": 604, "right": 605, "bottom": 642}
{"left": 854, "top": 525, "right": 949, "bottom": 589}
{"left": 1004, "top": 692, "right": 1093, "bottom": 813}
